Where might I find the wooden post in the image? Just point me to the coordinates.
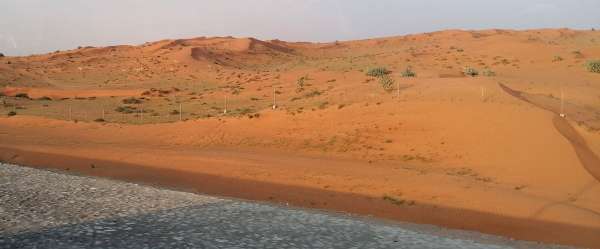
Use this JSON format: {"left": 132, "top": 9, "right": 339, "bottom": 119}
{"left": 102, "top": 106, "right": 105, "bottom": 120}
{"left": 272, "top": 86, "right": 277, "bottom": 110}
{"left": 224, "top": 95, "right": 228, "bottom": 114}
{"left": 68, "top": 105, "right": 72, "bottom": 121}
{"left": 179, "top": 103, "right": 182, "bottom": 121}
{"left": 560, "top": 88, "right": 565, "bottom": 118}
{"left": 397, "top": 81, "right": 400, "bottom": 99}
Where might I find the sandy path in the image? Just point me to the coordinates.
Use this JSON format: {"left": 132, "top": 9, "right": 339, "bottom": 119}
{"left": 498, "top": 83, "right": 600, "bottom": 182}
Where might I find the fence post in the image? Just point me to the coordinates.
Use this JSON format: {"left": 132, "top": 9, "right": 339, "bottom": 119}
{"left": 179, "top": 103, "right": 182, "bottom": 121}
{"left": 224, "top": 96, "right": 228, "bottom": 114}
{"left": 272, "top": 86, "right": 277, "bottom": 109}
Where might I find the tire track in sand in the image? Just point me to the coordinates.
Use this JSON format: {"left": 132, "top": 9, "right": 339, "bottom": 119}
{"left": 499, "top": 83, "right": 600, "bottom": 182}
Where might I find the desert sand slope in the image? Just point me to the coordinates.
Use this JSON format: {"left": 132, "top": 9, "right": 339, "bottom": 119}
{"left": 1, "top": 29, "right": 600, "bottom": 248}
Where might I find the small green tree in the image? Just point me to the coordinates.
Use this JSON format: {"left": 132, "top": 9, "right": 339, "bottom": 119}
{"left": 296, "top": 75, "right": 308, "bottom": 92}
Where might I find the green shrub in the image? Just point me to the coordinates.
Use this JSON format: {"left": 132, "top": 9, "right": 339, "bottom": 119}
{"left": 463, "top": 67, "right": 479, "bottom": 77}
{"left": 482, "top": 68, "right": 496, "bottom": 77}
{"left": 366, "top": 67, "right": 390, "bottom": 77}
{"left": 586, "top": 60, "right": 600, "bottom": 73}
{"left": 379, "top": 75, "right": 395, "bottom": 92}
{"left": 401, "top": 67, "right": 416, "bottom": 77}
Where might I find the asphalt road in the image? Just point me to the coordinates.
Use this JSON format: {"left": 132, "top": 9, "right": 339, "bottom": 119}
{"left": 0, "top": 163, "right": 570, "bottom": 249}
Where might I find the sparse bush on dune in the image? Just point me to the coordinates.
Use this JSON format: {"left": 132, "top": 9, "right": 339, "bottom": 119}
{"left": 553, "top": 56, "right": 563, "bottom": 62}
{"left": 366, "top": 67, "right": 390, "bottom": 77}
{"left": 379, "top": 75, "right": 395, "bottom": 92}
{"left": 463, "top": 67, "right": 479, "bottom": 77}
{"left": 14, "top": 93, "right": 30, "bottom": 99}
{"left": 115, "top": 106, "right": 139, "bottom": 114}
{"left": 7, "top": 111, "right": 16, "bottom": 117}
{"left": 586, "top": 60, "right": 600, "bottom": 73}
{"left": 0, "top": 53, "right": 4, "bottom": 57}
{"left": 401, "top": 67, "right": 416, "bottom": 77}
{"left": 122, "top": 97, "right": 143, "bottom": 104}
{"left": 482, "top": 68, "right": 496, "bottom": 77}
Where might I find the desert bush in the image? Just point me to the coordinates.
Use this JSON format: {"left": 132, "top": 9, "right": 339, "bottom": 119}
{"left": 0, "top": 53, "right": 4, "bottom": 57}
{"left": 94, "top": 118, "right": 105, "bottom": 122}
{"left": 366, "top": 67, "right": 390, "bottom": 77}
{"left": 304, "top": 90, "right": 322, "bottom": 98}
{"left": 170, "top": 109, "right": 180, "bottom": 115}
{"left": 122, "top": 97, "right": 143, "bottom": 104}
{"left": 37, "top": 96, "right": 52, "bottom": 101}
{"left": 379, "top": 75, "right": 395, "bottom": 92}
{"left": 115, "top": 106, "right": 138, "bottom": 113}
{"left": 463, "top": 67, "right": 479, "bottom": 77}
{"left": 553, "top": 56, "right": 563, "bottom": 62}
{"left": 14, "top": 93, "right": 30, "bottom": 99}
{"left": 401, "top": 67, "right": 416, "bottom": 77}
{"left": 7, "top": 111, "right": 16, "bottom": 116}
{"left": 482, "top": 68, "right": 496, "bottom": 77}
{"left": 586, "top": 60, "right": 600, "bottom": 73}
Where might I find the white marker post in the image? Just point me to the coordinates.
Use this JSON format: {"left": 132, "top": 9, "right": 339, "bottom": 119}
{"left": 560, "top": 88, "right": 566, "bottom": 118}
{"left": 224, "top": 96, "right": 228, "bottom": 114}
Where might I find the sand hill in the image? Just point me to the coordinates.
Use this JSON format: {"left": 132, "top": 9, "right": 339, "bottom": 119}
{"left": 1, "top": 28, "right": 600, "bottom": 248}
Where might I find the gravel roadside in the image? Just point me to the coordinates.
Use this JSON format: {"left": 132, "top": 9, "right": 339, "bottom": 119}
{"left": 0, "top": 163, "right": 571, "bottom": 249}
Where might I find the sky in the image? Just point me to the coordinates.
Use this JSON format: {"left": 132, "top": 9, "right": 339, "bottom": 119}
{"left": 1, "top": 0, "right": 599, "bottom": 56}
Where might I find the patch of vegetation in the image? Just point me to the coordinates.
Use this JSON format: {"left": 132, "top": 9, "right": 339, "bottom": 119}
{"left": 37, "top": 96, "right": 52, "bottom": 101}
{"left": 382, "top": 195, "right": 414, "bottom": 206}
{"left": 122, "top": 97, "right": 143, "bottom": 104}
{"left": 400, "top": 67, "right": 416, "bottom": 77}
{"left": 170, "top": 109, "right": 180, "bottom": 115}
{"left": 379, "top": 75, "right": 395, "bottom": 92}
{"left": 0, "top": 53, "right": 4, "bottom": 57}
{"left": 318, "top": 101, "right": 329, "bottom": 109}
{"left": 463, "top": 67, "right": 479, "bottom": 77}
{"left": 586, "top": 60, "right": 600, "bottom": 73}
{"left": 7, "top": 111, "right": 16, "bottom": 117}
{"left": 304, "top": 90, "right": 322, "bottom": 98}
{"left": 553, "top": 55, "right": 563, "bottom": 62}
{"left": 482, "top": 68, "right": 496, "bottom": 77}
{"left": 366, "top": 67, "right": 390, "bottom": 77}
{"left": 115, "top": 106, "right": 139, "bottom": 114}
{"left": 94, "top": 118, "right": 105, "bottom": 122}
{"left": 14, "top": 93, "right": 30, "bottom": 99}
